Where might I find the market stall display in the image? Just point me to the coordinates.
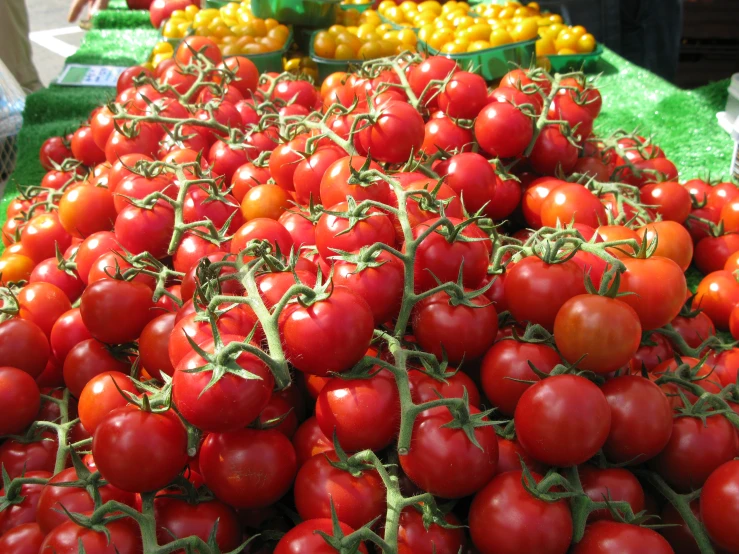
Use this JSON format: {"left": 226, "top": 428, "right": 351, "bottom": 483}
{"left": 0, "top": 2, "right": 738, "bottom": 554}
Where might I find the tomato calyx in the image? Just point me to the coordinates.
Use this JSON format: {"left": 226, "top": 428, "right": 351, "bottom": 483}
{"left": 0, "top": 467, "right": 50, "bottom": 511}
{"left": 436, "top": 391, "right": 499, "bottom": 451}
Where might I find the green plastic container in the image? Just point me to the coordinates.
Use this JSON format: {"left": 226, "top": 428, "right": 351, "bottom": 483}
{"left": 226, "top": 28, "right": 294, "bottom": 73}
{"left": 547, "top": 43, "right": 603, "bottom": 73}
{"left": 340, "top": 2, "right": 373, "bottom": 12}
{"left": 251, "top": 0, "right": 342, "bottom": 27}
{"left": 205, "top": 0, "right": 234, "bottom": 7}
{"left": 419, "top": 38, "right": 536, "bottom": 81}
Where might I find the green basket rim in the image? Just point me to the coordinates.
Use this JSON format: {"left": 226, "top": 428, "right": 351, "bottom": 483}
{"left": 546, "top": 42, "right": 603, "bottom": 60}
{"left": 339, "top": 2, "right": 374, "bottom": 10}
{"left": 419, "top": 36, "right": 536, "bottom": 58}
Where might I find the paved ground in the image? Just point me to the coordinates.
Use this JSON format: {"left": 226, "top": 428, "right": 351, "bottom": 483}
{"left": 28, "top": 0, "right": 86, "bottom": 86}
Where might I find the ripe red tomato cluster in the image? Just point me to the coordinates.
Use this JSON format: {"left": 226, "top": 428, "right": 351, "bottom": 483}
{"left": 1, "top": 35, "right": 739, "bottom": 554}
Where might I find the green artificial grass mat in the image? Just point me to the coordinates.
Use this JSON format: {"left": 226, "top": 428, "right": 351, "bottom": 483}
{"left": 66, "top": 28, "right": 159, "bottom": 67}
{"left": 92, "top": 10, "right": 153, "bottom": 29}
{"left": 593, "top": 48, "right": 732, "bottom": 181}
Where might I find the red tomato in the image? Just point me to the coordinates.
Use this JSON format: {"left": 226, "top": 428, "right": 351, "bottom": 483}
{"left": 279, "top": 286, "right": 374, "bottom": 376}
{"left": 480, "top": 340, "right": 561, "bottom": 416}
{"left": 315, "top": 203, "right": 395, "bottom": 262}
{"left": 0, "top": 318, "right": 49, "bottom": 378}
{"left": 436, "top": 152, "right": 498, "bottom": 217}
{"left": 218, "top": 56, "right": 259, "bottom": 95}
{"left": 0, "top": 522, "right": 45, "bottom": 554}
{"left": 274, "top": 519, "right": 368, "bottom": 554}
{"left": 78, "top": 371, "right": 137, "bottom": 433}
{"left": 292, "top": 416, "right": 333, "bottom": 467}
{"left": 71, "top": 126, "right": 106, "bottom": 167}
{"left": 39, "top": 515, "right": 141, "bottom": 554}
{"left": 396, "top": 508, "right": 465, "bottom": 554}
{"left": 579, "top": 466, "right": 645, "bottom": 521}
{"left": 0, "top": 470, "right": 50, "bottom": 534}
{"left": 522, "top": 177, "right": 568, "bottom": 227}
{"left": 35, "top": 466, "right": 136, "bottom": 534}
{"left": 15, "top": 282, "right": 72, "bottom": 338}
{"left": 408, "top": 56, "right": 459, "bottom": 107}
{"left": 29, "top": 258, "right": 85, "bottom": 302}
{"left": 694, "top": 270, "right": 739, "bottom": 329}
{"left": 469, "top": 470, "right": 573, "bottom": 554}
{"left": 199, "top": 428, "right": 297, "bottom": 509}
{"left": 637, "top": 220, "right": 693, "bottom": 271}
{"left": 554, "top": 294, "right": 642, "bottom": 374}
{"left": 294, "top": 452, "right": 385, "bottom": 529}
{"left": 138, "top": 312, "right": 176, "bottom": 379}
{"left": 571, "top": 521, "right": 674, "bottom": 554}
{"left": 421, "top": 116, "right": 474, "bottom": 155}
{"left": 0, "top": 367, "right": 40, "bottom": 435}
{"left": 408, "top": 216, "right": 489, "bottom": 293}
{"left": 114, "top": 200, "right": 175, "bottom": 259}
{"left": 80, "top": 279, "right": 154, "bottom": 344}
{"left": 701, "top": 459, "right": 739, "bottom": 552}
{"left": 504, "top": 257, "right": 586, "bottom": 331}
{"left": 20, "top": 213, "right": 72, "bottom": 264}
{"left": 641, "top": 181, "right": 691, "bottom": 223}
{"left": 475, "top": 102, "right": 533, "bottom": 158}
{"left": 0, "top": 434, "right": 57, "bottom": 479}
{"left": 694, "top": 233, "right": 739, "bottom": 275}
{"left": 315, "top": 369, "right": 400, "bottom": 452}
{"left": 230, "top": 218, "right": 294, "bottom": 258}
{"left": 408, "top": 366, "right": 481, "bottom": 407}
{"left": 319, "top": 156, "right": 390, "bottom": 208}
{"left": 412, "top": 289, "right": 498, "bottom": 364}
{"left": 173, "top": 336, "right": 274, "bottom": 432}
{"left": 400, "top": 405, "right": 498, "bottom": 498}
{"left": 154, "top": 497, "right": 241, "bottom": 552}
{"left": 548, "top": 92, "right": 595, "bottom": 140}
{"left": 601, "top": 375, "right": 673, "bottom": 464}
{"left": 515, "top": 374, "right": 611, "bottom": 466}
{"left": 175, "top": 36, "right": 222, "bottom": 65}
{"left": 40, "top": 136, "right": 73, "bottom": 169}
{"left": 528, "top": 125, "right": 579, "bottom": 175}
{"left": 540, "top": 183, "right": 607, "bottom": 228}
{"left": 93, "top": 406, "right": 188, "bottom": 492}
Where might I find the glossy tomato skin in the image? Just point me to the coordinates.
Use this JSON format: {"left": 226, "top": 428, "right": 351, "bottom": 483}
{"left": 469, "top": 471, "right": 573, "bottom": 554}
{"left": 173, "top": 337, "right": 274, "bottom": 432}
{"left": 154, "top": 497, "right": 241, "bottom": 553}
{"left": 601, "top": 375, "right": 673, "bottom": 464}
{"left": 480, "top": 340, "right": 561, "bottom": 416}
{"left": 570, "top": 521, "right": 674, "bottom": 554}
{"left": 504, "top": 257, "right": 586, "bottom": 331}
{"left": 554, "top": 295, "right": 642, "bottom": 374}
{"left": 35, "top": 466, "right": 136, "bottom": 534}
{"left": 319, "top": 156, "right": 389, "bottom": 209}
{"left": 0, "top": 319, "right": 50, "bottom": 378}
{"left": 77, "top": 371, "right": 138, "bottom": 434}
{"left": 701, "top": 459, "right": 739, "bottom": 552}
{"left": 80, "top": 279, "right": 154, "bottom": 344}
{"left": 114, "top": 200, "right": 175, "bottom": 259}
{"left": 138, "top": 313, "right": 176, "bottom": 380}
{"left": 400, "top": 406, "right": 498, "bottom": 499}
{"left": 357, "top": 101, "right": 424, "bottom": 164}
{"left": 314, "top": 204, "right": 395, "bottom": 262}
{"left": 332, "top": 251, "right": 404, "bottom": 325}
{"left": 0, "top": 522, "right": 45, "bottom": 554}
{"left": 294, "top": 452, "right": 385, "bottom": 530}
{"left": 315, "top": 369, "right": 400, "bottom": 453}
{"left": 412, "top": 290, "right": 498, "bottom": 364}
{"left": 651, "top": 415, "right": 738, "bottom": 492}
{"left": 92, "top": 406, "right": 188, "bottom": 493}
{"left": 529, "top": 125, "right": 579, "bottom": 175}
{"left": 16, "top": 282, "right": 72, "bottom": 338}
{"left": 0, "top": 434, "right": 58, "bottom": 479}
{"left": 540, "top": 183, "right": 607, "bottom": 228}
{"left": 0, "top": 470, "right": 51, "bottom": 534}
{"left": 408, "top": 367, "right": 481, "bottom": 408}
{"left": 274, "top": 519, "right": 368, "bottom": 554}
{"left": 39, "top": 515, "right": 142, "bottom": 554}
{"left": 0, "top": 367, "right": 41, "bottom": 435}
{"left": 396, "top": 508, "right": 466, "bottom": 554}
{"left": 618, "top": 257, "right": 687, "bottom": 330}
{"left": 474, "top": 102, "right": 533, "bottom": 158}
{"left": 694, "top": 270, "right": 739, "bottom": 329}
{"left": 515, "top": 374, "right": 611, "bottom": 466}
{"left": 63, "top": 339, "right": 130, "bottom": 398}
{"left": 292, "top": 416, "right": 333, "bottom": 467}
{"left": 578, "top": 466, "right": 645, "bottom": 521}
{"left": 199, "top": 429, "right": 297, "bottom": 509}
{"left": 409, "top": 217, "right": 489, "bottom": 293}
{"left": 29, "top": 258, "right": 85, "bottom": 302}
{"left": 279, "top": 286, "right": 374, "bottom": 376}
{"left": 694, "top": 233, "right": 739, "bottom": 275}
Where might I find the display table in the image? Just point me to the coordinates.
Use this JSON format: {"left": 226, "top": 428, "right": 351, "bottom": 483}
{"left": 0, "top": 6, "right": 732, "bottom": 228}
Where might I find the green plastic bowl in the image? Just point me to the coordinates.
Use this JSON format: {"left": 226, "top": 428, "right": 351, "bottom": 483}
{"left": 547, "top": 43, "right": 603, "bottom": 73}
{"left": 419, "top": 38, "right": 536, "bottom": 81}
{"left": 251, "top": 0, "right": 342, "bottom": 27}
{"left": 308, "top": 30, "right": 363, "bottom": 82}
{"left": 340, "top": 2, "right": 373, "bottom": 12}
{"left": 225, "top": 28, "right": 294, "bottom": 74}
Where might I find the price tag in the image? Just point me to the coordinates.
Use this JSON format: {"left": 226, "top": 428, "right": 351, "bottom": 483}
{"left": 56, "top": 64, "right": 127, "bottom": 87}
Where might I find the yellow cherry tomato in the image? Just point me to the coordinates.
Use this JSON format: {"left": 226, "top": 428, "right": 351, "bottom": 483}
{"left": 570, "top": 25, "right": 587, "bottom": 37}
{"left": 418, "top": 24, "right": 434, "bottom": 42}
{"left": 357, "top": 23, "right": 378, "bottom": 39}
{"left": 314, "top": 31, "right": 337, "bottom": 58}
{"left": 510, "top": 17, "right": 538, "bottom": 41}
{"left": 528, "top": 2, "right": 541, "bottom": 12}
{"left": 555, "top": 29, "right": 579, "bottom": 51}
{"left": 577, "top": 33, "right": 596, "bottom": 53}
{"left": 536, "top": 35, "right": 556, "bottom": 55}
{"left": 488, "top": 28, "right": 512, "bottom": 47}
{"left": 429, "top": 29, "right": 454, "bottom": 50}
{"left": 441, "top": 42, "right": 467, "bottom": 54}
{"left": 328, "top": 24, "right": 346, "bottom": 36}
{"left": 397, "top": 29, "right": 417, "bottom": 45}
{"left": 335, "top": 43, "right": 358, "bottom": 59}
{"left": 466, "top": 23, "right": 493, "bottom": 42}
{"left": 358, "top": 40, "right": 384, "bottom": 59}
{"left": 557, "top": 47, "right": 577, "bottom": 55}
{"left": 467, "top": 40, "right": 492, "bottom": 52}
{"left": 184, "top": 4, "right": 199, "bottom": 18}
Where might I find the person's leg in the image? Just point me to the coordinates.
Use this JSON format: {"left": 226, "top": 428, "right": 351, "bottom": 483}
{"left": 0, "top": 0, "right": 43, "bottom": 92}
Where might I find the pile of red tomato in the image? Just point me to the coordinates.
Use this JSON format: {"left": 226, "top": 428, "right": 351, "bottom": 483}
{"left": 2, "top": 33, "right": 739, "bottom": 554}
